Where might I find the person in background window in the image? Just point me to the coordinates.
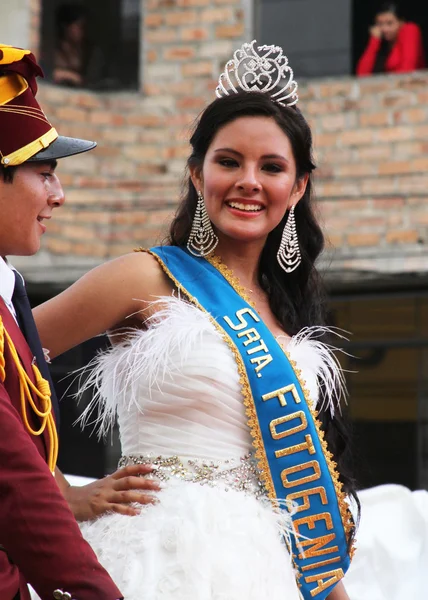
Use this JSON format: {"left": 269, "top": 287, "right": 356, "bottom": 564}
{"left": 356, "top": 3, "right": 425, "bottom": 76}
{"left": 53, "top": 3, "right": 89, "bottom": 87}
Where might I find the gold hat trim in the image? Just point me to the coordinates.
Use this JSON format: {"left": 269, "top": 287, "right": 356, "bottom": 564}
{"left": 1, "top": 127, "right": 58, "bottom": 167}
{"left": 0, "top": 73, "right": 28, "bottom": 106}
{"left": 0, "top": 45, "right": 32, "bottom": 65}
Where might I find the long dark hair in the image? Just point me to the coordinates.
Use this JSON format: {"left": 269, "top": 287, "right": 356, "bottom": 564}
{"left": 376, "top": 2, "right": 405, "bottom": 20}
{"left": 169, "top": 92, "right": 324, "bottom": 334}
{"left": 167, "top": 91, "right": 360, "bottom": 536}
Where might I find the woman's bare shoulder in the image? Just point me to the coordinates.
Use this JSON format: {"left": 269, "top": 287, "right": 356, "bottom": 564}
{"left": 83, "top": 250, "right": 170, "bottom": 294}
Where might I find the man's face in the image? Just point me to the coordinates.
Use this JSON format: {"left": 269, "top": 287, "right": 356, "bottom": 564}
{"left": 0, "top": 161, "right": 65, "bottom": 257}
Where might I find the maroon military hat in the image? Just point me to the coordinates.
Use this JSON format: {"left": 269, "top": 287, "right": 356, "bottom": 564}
{"left": 0, "top": 44, "right": 95, "bottom": 167}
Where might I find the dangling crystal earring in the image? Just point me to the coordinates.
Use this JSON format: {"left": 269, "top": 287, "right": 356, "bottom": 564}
{"left": 277, "top": 205, "right": 301, "bottom": 273}
{"left": 187, "top": 191, "right": 219, "bottom": 257}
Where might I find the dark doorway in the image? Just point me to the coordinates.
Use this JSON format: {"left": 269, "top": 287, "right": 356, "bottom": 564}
{"left": 352, "top": 1, "right": 428, "bottom": 74}
{"left": 30, "top": 287, "right": 119, "bottom": 479}
{"left": 39, "top": 0, "right": 140, "bottom": 90}
{"left": 330, "top": 290, "right": 428, "bottom": 491}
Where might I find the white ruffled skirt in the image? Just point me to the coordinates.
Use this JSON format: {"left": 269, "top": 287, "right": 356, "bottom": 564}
{"left": 79, "top": 478, "right": 301, "bottom": 600}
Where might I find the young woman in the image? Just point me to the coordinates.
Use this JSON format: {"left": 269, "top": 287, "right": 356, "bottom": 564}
{"left": 357, "top": 3, "right": 425, "bottom": 76}
{"left": 35, "top": 41, "right": 356, "bottom": 600}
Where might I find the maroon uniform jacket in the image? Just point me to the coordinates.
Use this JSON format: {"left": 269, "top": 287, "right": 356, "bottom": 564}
{"left": 0, "top": 298, "right": 122, "bottom": 600}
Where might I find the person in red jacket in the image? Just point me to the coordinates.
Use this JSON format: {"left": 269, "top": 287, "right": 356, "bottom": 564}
{"left": 356, "top": 3, "right": 425, "bottom": 76}
{"left": 0, "top": 44, "right": 126, "bottom": 600}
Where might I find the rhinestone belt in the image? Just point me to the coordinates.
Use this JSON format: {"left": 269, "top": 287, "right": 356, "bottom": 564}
{"left": 118, "top": 453, "right": 267, "bottom": 500}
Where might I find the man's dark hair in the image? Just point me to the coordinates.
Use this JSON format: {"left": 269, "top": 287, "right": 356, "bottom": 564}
{"left": 0, "top": 164, "right": 17, "bottom": 183}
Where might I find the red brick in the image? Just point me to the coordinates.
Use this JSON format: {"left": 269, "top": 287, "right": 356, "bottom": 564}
{"left": 145, "top": 13, "right": 163, "bottom": 27}
{"left": 373, "top": 197, "right": 405, "bottom": 209}
{"left": 361, "top": 178, "right": 398, "bottom": 195}
{"left": 409, "top": 211, "right": 428, "bottom": 225}
{"left": 55, "top": 106, "right": 88, "bottom": 122}
{"left": 397, "top": 175, "right": 428, "bottom": 193}
{"left": 123, "top": 145, "right": 166, "bottom": 161}
{"left": 325, "top": 233, "right": 344, "bottom": 248}
{"left": 215, "top": 23, "right": 244, "bottom": 38}
{"left": 126, "top": 115, "right": 163, "bottom": 127}
{"left": 146, "top": 28, "right": 177, "bottom": 43}
{"left": 380, "top": 157, "right": 428, "bottom": 175}
{"left": 176, "top": 96, "right": 206, "bottom": 110}
{"left": 319, "top": 114, "right": 347, "bottom": 132}
{"left": 111, "top": 213, "right": 149, "bottom": 225}
{"left": 45, "top": 238, "right": 75, "bottom": 255}
{"left": 378, "top": 161, "right": 412, "bottom": 176}
{"left": 376, "top": 126, "right": 414, "bottom": 143}
{"left": 317, "top": 181, "right": 360, "bottom": 198}
{"left": 90, "top": 112, "right": 125, "bottom": 126}
{"left": 178, "top": 0, "right": 210, "bottom": 5}
{"left": 320, "top": 199, "right": 370, "bottom": 214}
{"left": 381, "top": 93, "right": 413, "bottom": 108}
{"left": 305, "top": 99, "right": 344, "bottom": 116}
{"left": 407, "top": 196, "right": 428, "bottom": 206}
{"left": 313, "top": 132, "right": 339, "bottom": 148}
{"left": 347, "top": 233, "right": 381, "bottom": 247}
{"left": 164, "top": 46, "right": 196, "bottom": 61}
{"left": 386, "top": 230, "right": 419, "bottom": 244}
{"left": 181, "top": 27, "right": 209, "bottom": 41}
{"left": 182, "top": 61, "right": 213, "bottom": 77}
{"left": 318, "top": 81, "right": 352, "bottom": 98}
{"left": 394, "top": 107, "right": 427, "bottom": 124}
{"left": 200, "top": 7, "right": 233, "bottom": 22}
{"left": 353, "top": 217, "right": 386, "bottom": 228}
{"left": 72, "top": 242, "right": 108, "bottom": 258}
{"left": 357, "top": 145, "right": 391, "bottom": 161}
{"left": 147, "top": 50, "right": 158, "bottom": 63}
{"left": 337, "top": 163, "right": 376, "bottom": 178}
{"left": 164, "top": 11, "right": 197, "bottom": 26}
{"left": 70, "top": 93, "right": 104, "bottom": 109}
{"left": 360, "top": 112, "right": 391, "bottom": 127}
{"left": 340, "top": 129, "right": 373, "bottom": 146}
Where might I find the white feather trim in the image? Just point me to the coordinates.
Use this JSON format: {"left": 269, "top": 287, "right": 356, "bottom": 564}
{"left": 75, "top": 298, "right": 348, "bottom": 437}
{"left": 284, "top": 326, "right": 349, "bottom": 417}
{"left": 75, "top": 295, "right": 223, "bottom": 437}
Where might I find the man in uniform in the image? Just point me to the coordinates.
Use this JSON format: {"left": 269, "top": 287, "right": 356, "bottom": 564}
{"left": 0, "top": 44, "right": 124, "bottom": 600}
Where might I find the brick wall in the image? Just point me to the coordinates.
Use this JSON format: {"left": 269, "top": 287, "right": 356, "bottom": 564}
{"left": 29, "top": 0, "right": 41, "bottom": 55}
{"left": 14, "top": 0, "right": 428, "bottom": 284}
{"left": 306, "top": 74, "right": 428, "bottom": 277}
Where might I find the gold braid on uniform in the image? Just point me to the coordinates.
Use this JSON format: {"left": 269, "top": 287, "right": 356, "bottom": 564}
{"left": 0, "top": 316, "right": 58, "bottom": 473}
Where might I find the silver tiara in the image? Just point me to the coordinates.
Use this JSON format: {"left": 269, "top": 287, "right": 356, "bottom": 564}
{"left": 215, "top": 40, "right": 298, "bottom": 107}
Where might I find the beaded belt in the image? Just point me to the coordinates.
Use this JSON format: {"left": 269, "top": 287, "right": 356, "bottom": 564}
{"left": 118, "top": 452, "right": 267, "bottom": 500}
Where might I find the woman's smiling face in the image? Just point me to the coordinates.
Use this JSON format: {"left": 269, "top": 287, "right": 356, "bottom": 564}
{"left": 190, "top": 115, "right": 308, "bottom": 248}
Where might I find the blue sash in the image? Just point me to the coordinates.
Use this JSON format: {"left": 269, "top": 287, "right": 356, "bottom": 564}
{"left": 149, "top": 246, "right": 354, "bottom": 599}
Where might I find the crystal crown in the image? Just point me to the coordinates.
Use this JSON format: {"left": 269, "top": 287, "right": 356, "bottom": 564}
{"left": 216, "top": 40, "right": 298, "bottom": 107}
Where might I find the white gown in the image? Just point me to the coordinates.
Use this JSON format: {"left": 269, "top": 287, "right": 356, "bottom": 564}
{"left": 344, "top": 484, "right": 428, "bottom": 599}
{"left": 76, "top": 298, "right": 345, "bottom": 600}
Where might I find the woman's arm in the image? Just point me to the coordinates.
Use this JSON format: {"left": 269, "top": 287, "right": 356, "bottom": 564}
{"left": 327, "top": 581, "right": 350, "bottom": 600}
{"left": 34, "top": 251, "right": 172, "bottom": 358}
{"left": 394, "top": 22, "right": 424, "bottom": 73}
{"left": 356, "top": 34, "right": 382, "bottom": 76}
